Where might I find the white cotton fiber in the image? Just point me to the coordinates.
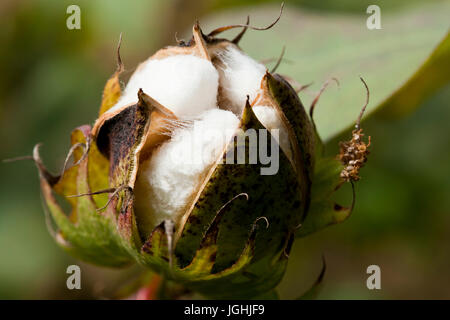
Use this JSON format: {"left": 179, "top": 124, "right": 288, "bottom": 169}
{"left": 134, "top": 109, "right": 240, "bottom": 233}
{"left": 216, "top": 46, "right": 267, "bottom": 115}
{"left": 109, "top": 54, "right": 219, "bottom": 118}
{"left": 253, "top": 105, "right": 293, "bottom": 162}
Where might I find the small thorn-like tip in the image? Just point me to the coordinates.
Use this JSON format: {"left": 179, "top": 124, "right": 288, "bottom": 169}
{"left": 245, "top": 95, "right": 251, "bottom": 105}
{"left": 174, "top": 32, "right": 185, "bottom": 45}
{"left": 356, "top": 76, "right": 370, "bottom": 129}
{"left": 137, "top": 88, "right": 144, "bottom": 100}
{"left": 309, "top": 77, "right": 339, "bottom": 121}
{"left": 2, "top": 155, "right": 33, "bottom": 163}
{"left": 232, "top": 15, "right": 250, "bottom": 44}
{"left": 193, "top": 20, "right": 201, "bottom": 32}
{"left": 116, "top": 33, "right": 124, "bottom": 73}
{"left": 192, "top": 21, "right": 210, "bottom": 60}
{"left": 270, "top": 45, "right": 286, "bottom": 73}
{"left": 254, "top": 216, "right": 270, "bottom": 229}
{"left": 207, "top": 2, "right": 283, "bottom": 38}
{"left": 331, "top": 77, "right": 340, "bottom": 88}
{"left": 32, "top": 143, "right": 43, "bottom": 161}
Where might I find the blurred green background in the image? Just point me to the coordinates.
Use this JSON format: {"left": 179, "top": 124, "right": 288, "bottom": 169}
{"left": 0, "top": 0, "right": 449, "bottom": 299}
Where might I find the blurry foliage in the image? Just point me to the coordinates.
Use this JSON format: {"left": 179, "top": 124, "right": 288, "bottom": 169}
{"left": 0, "top": 0, "right": 449, "bottom": 299}
{"left": 198, "top": 1, "right": 449, "bottom": 140}
{"left": 374, "top": 32, "right": 450, "bottom": 119}
{"left": 209, "top": 0, "right": 426, "bottom": 13}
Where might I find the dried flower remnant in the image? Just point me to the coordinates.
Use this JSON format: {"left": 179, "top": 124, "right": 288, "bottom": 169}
{"left": 339, "top": 77, "right": 371, "bottom": 182}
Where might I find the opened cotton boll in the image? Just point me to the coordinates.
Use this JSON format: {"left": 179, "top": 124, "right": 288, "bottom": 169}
{"left": 94, "top": 23, "right": 299, "bottom": 240}
{"left": 134, "top": 109, "right": 240, "bottom": 237}
{"left": 109, "top": 54, "right": 220, "bottom": 118}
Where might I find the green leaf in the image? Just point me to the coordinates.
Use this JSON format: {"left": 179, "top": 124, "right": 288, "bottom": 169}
{"left": 200, "top": 1, "right": 449, "bottom": 141}
{"left": 296, "top": 256, "right": 326, "bottom": 300}
{"left": 296, "top": 157, "right": 352, "bottom": 237}
{"left": 373, "top": 32, "right": 450, "bottom": 119}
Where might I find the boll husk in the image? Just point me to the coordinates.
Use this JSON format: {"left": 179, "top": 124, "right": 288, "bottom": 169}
{"left": 32, "top": 14, "right": 368, "bottom": 299}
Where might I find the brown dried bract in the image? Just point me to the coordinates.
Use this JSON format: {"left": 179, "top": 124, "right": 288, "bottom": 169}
{"left": 339, "top": 77, "right": 371, "bottom": 182}
{"left": 339, "top": 128, "right": 371, "bottom": 182}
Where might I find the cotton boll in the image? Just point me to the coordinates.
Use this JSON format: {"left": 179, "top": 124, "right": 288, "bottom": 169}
{"left": 216, "top": 46, "right": 267, "bottom": 115}
{"left": 134, "top": 109, "right": 240, "bottom": 236}
{"left": 253, "top": 105, "right": 293, "bottom": 162}
{"left": 109, "top": 55, "right": 219, "bottom": 118}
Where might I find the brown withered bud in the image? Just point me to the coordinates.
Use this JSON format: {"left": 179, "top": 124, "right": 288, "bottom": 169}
{"left": 339, "top": 77, "right": 371, "bottom": 182}
{"left": 339, "top": 128, "right": 371, "bottom": 182}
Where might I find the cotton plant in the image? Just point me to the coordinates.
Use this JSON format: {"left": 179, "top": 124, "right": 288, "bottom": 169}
{"left": 27, "top": 7, "right": 371, "bottom": 299}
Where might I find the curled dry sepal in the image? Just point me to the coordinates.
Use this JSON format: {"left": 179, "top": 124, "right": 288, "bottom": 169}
{"left": 339, "top": 78, "right": 371, "bottom": 183}
{"left": 22, "top": 6, "right": 370, "bottom": 299}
